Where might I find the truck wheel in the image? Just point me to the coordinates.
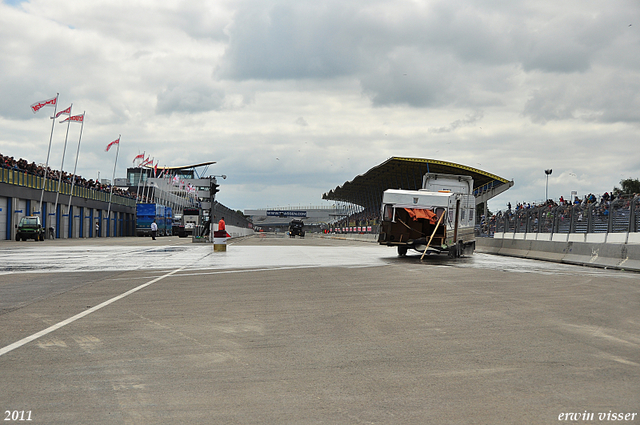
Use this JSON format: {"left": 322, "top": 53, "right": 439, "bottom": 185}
{"left": 397, "top": 246, "right": 408, "bottom": 257}
{"left": 448, "top": 242, "right": 461, "bottom": 258}
{"left": 15, "top": 234, "right": 19, "bottom": 241}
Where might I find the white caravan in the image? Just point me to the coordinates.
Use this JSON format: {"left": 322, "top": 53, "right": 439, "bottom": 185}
{"left": 378, "top": 173, "right": 476, "bottom": 257}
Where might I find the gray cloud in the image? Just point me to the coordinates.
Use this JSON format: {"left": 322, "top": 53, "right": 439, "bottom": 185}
{"left": 429, "top": 111, "right": 484, "bottom": 133}
{"left": 218, "top": 0, "right": 370, "bottom": 80}
{"left": 1, "top": 0, "right": 640, "bottom": 211}
{"left": 523, "top": 71, "right": 640, "bottom": 125}
{"left": 156, "top": 84, "right": 226, "bottom": 114}
{"left": 295, "top": 116, "right": 308, "bottom": 126}
{"left": 217, "top": 0, "right": 640, "bottom": 118}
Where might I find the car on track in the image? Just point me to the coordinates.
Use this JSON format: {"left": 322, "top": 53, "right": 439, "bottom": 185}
{"left": 16, "top": 216, "right": 44, "bottom": 241}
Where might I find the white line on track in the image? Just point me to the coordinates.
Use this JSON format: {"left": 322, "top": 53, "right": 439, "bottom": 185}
{"left": 0, "top": 266, "right": 185, "bottom": 358}
{"left": 106, "top": 264, "right": 351, "bottom": 281}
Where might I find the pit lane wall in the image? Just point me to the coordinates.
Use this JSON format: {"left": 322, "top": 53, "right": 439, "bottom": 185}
{"left": 0, "top": 172, "right": 136, "bottom": 240}
{"left": 476, "top": 233, "right": 640, "bottom": 272}
{"left": 225, "top": 225, "right": 254, "bottom": 239}
{"left": 206, "top": 224, "right": 253, "bottom": 239}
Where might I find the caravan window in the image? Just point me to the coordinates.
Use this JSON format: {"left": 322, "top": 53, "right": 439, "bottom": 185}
{"left": 382, "top": 204, "right": 393, "bottom": 222}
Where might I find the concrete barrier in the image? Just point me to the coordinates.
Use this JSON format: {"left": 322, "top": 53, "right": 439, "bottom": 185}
{"left": 628, "top": 233, "right": 640, "bottom": 244}
{"left": 225, "top": 225, "right": 254, "bottom": 239}
{"left": 475, "top": 237, "right": 502, "bottom": 254}
{"left": 606, "top": 233, "right": 628, "bottom": 244}
{"left": 619, "top": 244, "right": 640, "bottom": 270}
{"left": 477, "top": 234, "right": 640, "bottom": 272}
{"left": 498, "top": 238, "right": 532, "bottom": 258}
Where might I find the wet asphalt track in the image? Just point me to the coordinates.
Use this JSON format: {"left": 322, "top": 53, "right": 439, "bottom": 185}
{"left": 0, "top": 234, "right": 638, "bottom": 424}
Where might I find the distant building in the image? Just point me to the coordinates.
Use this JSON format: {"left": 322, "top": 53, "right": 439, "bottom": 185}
{"left": 124, "top": 161, "right": 219, "bottom": 215}
{"left": 244, "top": 205, "right": 351, "bottom": 230}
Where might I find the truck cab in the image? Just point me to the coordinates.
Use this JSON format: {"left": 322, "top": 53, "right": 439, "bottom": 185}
{"left": 289, "top": 219, "right": 305, "bottom": 237}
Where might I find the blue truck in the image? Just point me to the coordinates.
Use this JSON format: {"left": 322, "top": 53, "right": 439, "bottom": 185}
{"left": 164, "top": 206, "right": 173, "bottom": 236}
{"left": 136, "top": 203, "right": 167, "bottom": 237}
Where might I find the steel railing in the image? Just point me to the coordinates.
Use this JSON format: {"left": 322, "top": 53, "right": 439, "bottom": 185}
{"left": 479, "top": 195, "right": 639, "bottom": 237}
{"left": 0, "top": 167, "right": 136, "bottom": 207}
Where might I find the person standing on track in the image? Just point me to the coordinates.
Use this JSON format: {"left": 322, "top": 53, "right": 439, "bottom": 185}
{"left": 151, "top": 220, "right": 158, "bottom": 240}
{"left": 218, "top": 217, "right": 225, "bottom": 233}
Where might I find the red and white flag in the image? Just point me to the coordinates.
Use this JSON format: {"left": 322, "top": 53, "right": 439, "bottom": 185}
{"left": 106, "top": 137, "right": 120, "bottom": 152}
{"left": 154, "top": 161, "right": 158, "bottom": 177}
{"left": 132, "top": 153, "right": 145, "bottom": 163}
{"left": 30, "top": 95, "right": 58, "bottom": 113}
{"left": 55, "top": 105, "right": 72, "bottom": 118}
{"left": 60, "top": 114, "right": 84, "bottom": 124}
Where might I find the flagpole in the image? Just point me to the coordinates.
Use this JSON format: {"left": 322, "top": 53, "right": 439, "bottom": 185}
{"left": 67, "top": 112, "right": 85, "bottom": 233}
{"left": 143, "top": 158, "right": 153, "bottom": 202}
{"left": 142, "top": 167, "right": 148, "bottom": 202}
{"left": 152, "top": 161, "right": 158, "bottom": 203}
{"left": 148, "top": 159, "right": 155, "bottom": 202}
{"left": 53, "top": 104, "right": 72, "bottom": 236}
{"left": 106, "top": 136, "right": 120, "bottom": 235}
{"left": 38, "top": 93, "right": 59, "bottom": 218}
{"left": 135, "top": 152, "right": 144, "bottom": 202}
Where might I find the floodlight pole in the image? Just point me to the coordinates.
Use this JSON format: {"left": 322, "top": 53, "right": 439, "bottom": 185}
{"left": 545, "top": 169, "right": 553, "bottom": 201}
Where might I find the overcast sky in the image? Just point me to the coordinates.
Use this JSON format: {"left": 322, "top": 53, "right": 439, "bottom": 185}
{"left": 1, "top": 0, "right": 639, "bottom": 212}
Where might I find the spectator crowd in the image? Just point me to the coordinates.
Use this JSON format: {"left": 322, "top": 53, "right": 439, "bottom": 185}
{"left": 1, "top": 152, "right": 136, "bottom": 200}
{"left": 507, "top": 192, "right": 629, "bottom": 212}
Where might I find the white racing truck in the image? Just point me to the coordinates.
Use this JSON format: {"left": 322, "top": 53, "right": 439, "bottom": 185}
{"left": 378, "top": 173, "right": 476, "bottom": 257}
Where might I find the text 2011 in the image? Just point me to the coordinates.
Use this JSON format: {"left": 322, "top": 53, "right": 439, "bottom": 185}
{"left": 4, "top": 411, "right": 32, "bottom": 421}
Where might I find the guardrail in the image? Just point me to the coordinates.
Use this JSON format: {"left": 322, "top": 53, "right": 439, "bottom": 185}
{"left": 478, "top": 195, "right": 640, "bottom": 238}
{"left": 0, "top": 167, "right": 136, "bottom": 207}
{"left": 473, "top": 180, "right": 500, "bottom": 197}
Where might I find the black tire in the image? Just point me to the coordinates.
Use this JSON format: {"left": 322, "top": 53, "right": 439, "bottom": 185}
{"left": 448, "top": 242, "right": 461, "bottom": 258}
{"left": 397, "top": 246, "right": 408, "bottom": 257}
{"left": 15, "top": 234, "right": 19, "bottom": 241}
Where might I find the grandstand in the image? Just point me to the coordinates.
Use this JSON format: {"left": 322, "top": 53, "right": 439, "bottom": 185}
{"left": 323, "top": 157, "right": 514, "bottom": 222}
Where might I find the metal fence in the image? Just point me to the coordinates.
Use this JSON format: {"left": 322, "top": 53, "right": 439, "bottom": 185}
{"left": 481, "top": 195, "right": 640, "bottom": 237}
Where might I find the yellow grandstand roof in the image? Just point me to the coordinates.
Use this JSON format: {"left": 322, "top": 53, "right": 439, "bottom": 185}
{"left": 322, "top": 157, "right": 511, "bottom": 205}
